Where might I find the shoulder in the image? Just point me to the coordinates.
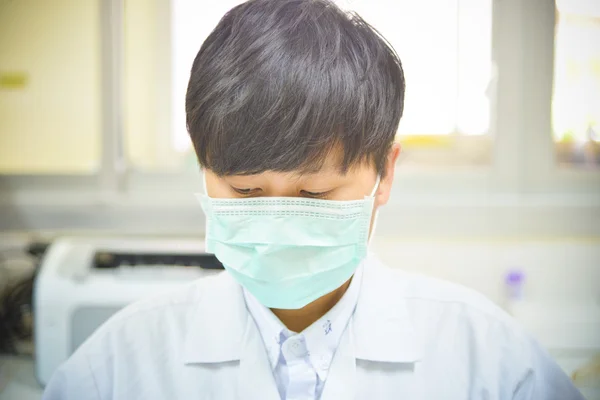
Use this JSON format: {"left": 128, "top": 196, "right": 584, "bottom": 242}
{"left": 43, "top": 272, "right": 236, "bottom": 399}
{"left": 396, "top": 267, "right": 525, "bottom": 354}
{"left": 369, "top": 257, "right": 574, "bottom": 392}
{"left": 81, "top": 271, "right": 234, "bottom": 353}
{"left": 369, "top": 257, "right": 531, "bottom": 366}
{"left": 364, "top": 257, "right": 582, "bottom": 398}
{"left": 368, "top": 255, "right": 509, "bottom": 322}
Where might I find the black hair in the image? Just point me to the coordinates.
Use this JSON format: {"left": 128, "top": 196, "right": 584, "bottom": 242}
{"left": 186, "top": 0, "right": 405, "bottom": 176}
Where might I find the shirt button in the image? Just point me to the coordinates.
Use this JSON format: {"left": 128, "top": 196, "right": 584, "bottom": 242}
{"left": 318, "top": 355, "right": 330, "bottom": 371}
{"left": 287, "top": 339, "right": 306, "bottom": 357}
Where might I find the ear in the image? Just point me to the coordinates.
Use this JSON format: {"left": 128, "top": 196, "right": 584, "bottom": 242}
{"left": 376, "top": 142, "right": 401, "bottom": 206}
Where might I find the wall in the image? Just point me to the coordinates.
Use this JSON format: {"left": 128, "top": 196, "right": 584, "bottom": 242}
{"left": 123, "top": 0, "right": 173, "bottom": 170}
{"left": 372, "top": 237, "right": 600, "bottom": 307}
{"left": 0, "top": 0, "right": 101, "bottom": 174}
{"left": 0, "top": 0, "right": 168, "bottom": 174}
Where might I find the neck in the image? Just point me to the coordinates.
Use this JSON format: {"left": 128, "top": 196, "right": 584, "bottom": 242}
{"left": 271, "top": 279, "right": 351, "bottom": 333}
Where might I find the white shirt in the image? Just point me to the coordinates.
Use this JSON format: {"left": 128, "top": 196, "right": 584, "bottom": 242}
{"left": 243, "top": 264, "right": 362, "bottom": 399}
{"left": 42, "top": 255, "right": 585, "bottom": 400}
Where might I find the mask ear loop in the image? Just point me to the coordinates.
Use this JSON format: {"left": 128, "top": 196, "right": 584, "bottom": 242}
{"left": 200, "top": 170, "right": 213, "bottom": 252}
{"left": 369, "top": 175, "right": 381, "bottom": 197}
{"left": 367, "top": 175, "right": 381, "bottom": 247}
{"left": 202, "top": 171, "right": 209, "bottom": 196}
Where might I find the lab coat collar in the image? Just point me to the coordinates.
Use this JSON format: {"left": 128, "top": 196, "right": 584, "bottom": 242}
{"left": 181, "top": 273, "right": 247, "bottom": 364}
{"left": 181, "top": 271, "right": 281, "bottom": 399}
{"left": 352, "top": 253, "right": 424, "bottom": 363}
{"left": 237, "top": 312, "right": 281, "bottom": 400}
{"left": 182, "top": 253, "right": 423, "bottom": 364}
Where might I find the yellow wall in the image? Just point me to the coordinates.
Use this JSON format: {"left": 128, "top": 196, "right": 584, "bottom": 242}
{"left": 0, "top": 0, "right": 102, "bottom": 174}
{"left": 124, "top": 0, "right": 172, "bottom": 171}
{"left": 0, "top": 0, "right": 170, "bottom": 174}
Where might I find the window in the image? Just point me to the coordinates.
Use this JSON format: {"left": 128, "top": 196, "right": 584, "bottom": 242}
{"left": 0, "top": 0, "right": 102, "bottom": 174}
{"left": 552, "top": 0, "right": 600, "bottom": 168}
{"left": 338, "top": 0, "right": 492, "bottom": 136}
{"left": 337, "top": 0, "right": 494, "bottom": 167}
{"left": 338, "top": 0, "right": 492, "bottom": 169}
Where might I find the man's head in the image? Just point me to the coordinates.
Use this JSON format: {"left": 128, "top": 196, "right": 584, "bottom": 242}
{"left": 186, "top": 0, "right": 404, "bottom": 206}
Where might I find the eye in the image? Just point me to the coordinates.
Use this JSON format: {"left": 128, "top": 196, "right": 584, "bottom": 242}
{"left": 301, "top": 190, "right": 331, "bottom": 199}
{"left": 231, "top": 186, "right": 260, "bottom": 196}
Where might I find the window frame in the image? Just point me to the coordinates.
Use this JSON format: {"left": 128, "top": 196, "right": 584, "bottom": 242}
{"left": 0, "top": 0, "right": 598, "bottom": 237}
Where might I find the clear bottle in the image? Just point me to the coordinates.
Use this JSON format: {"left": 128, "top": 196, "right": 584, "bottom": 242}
{"left": 504, "top": 269, "right": 525, "bottom": 316}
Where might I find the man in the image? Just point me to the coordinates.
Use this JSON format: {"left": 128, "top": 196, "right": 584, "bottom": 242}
{"left": 43, "top": 0, "right": 584, "bottom": 399}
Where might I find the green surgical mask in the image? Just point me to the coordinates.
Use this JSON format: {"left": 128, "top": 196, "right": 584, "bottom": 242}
{"left": 196, "top": 176, "right": 379, "bottom": 309}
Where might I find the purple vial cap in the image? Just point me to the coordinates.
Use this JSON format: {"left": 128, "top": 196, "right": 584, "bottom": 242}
{"left": 505, "top": 270, "right": 525, "bottom": 285}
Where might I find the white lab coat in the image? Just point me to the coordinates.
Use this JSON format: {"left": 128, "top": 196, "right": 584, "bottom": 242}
{"left": 42, "top": 255, "right": 584, "bottom": 400}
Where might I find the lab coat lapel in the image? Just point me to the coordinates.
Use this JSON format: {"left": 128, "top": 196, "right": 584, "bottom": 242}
{"left": 352, "top": 254, "right": 424, "bottom": 363}
{"left": 182, "top": 272, "right": 246, "bottom": 364}
{"left": 237, "top": 314, "right": 281, "bottom": 400}
{"left": 319, "top": 318, "right": 357, "bottom": 400}
{"left": 319, "top": 254, "right": 425, "bottom": 400}
{"left": 181, "top": 272, "right": 280, "bottom": 399}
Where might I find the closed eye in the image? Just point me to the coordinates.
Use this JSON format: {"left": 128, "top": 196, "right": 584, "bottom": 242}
{"left": 301, "top": 190, "right": 331, "bottom": 199}
{"left": 231, "top": 186, "right": 260, "bottom": 196}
